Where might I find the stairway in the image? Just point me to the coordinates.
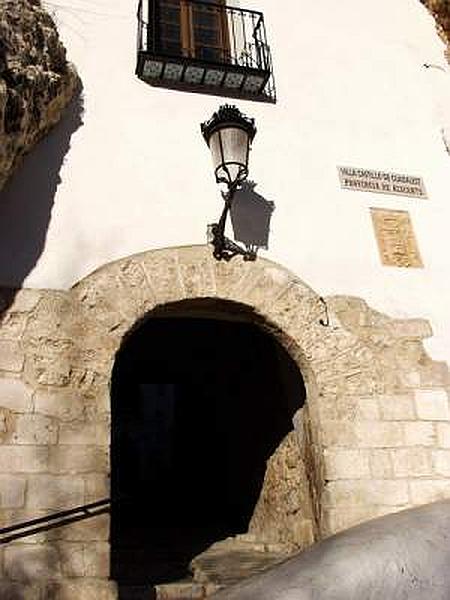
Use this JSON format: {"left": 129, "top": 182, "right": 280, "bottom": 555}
{"left": 153, "top": 537, "right": 292, "bottom": 599}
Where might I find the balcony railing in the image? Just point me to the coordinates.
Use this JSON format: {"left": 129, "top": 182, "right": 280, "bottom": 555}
{"left": 136, "top": 0, "right": 276, "bottom": 102}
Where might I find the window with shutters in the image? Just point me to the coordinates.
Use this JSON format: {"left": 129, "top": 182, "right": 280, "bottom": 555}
{"left": 136, "top": 0, "right": 276, "bottom": 102}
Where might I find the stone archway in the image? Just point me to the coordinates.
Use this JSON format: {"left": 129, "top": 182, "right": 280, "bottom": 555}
{"left": 4, "top": 244, "right": 449, "bottom": 599}
{"left": 108, "top": 299, "right": 315, "bottom": 593}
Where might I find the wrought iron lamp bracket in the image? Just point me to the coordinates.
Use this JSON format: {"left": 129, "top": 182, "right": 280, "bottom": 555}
{"left": 208, "top": 182, "right": 257, "bottom": 262}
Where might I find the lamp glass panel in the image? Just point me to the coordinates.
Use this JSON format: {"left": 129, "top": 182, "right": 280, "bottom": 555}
{"left": 219, "top": 126, "right": 248, "bottom": 183}
{"left": 208, "top": 130, "right": 224, "bottom": 173}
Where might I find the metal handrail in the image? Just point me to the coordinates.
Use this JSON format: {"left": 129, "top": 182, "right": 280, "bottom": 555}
{"left": 0, "top": 499, "right": 110, "bottom": 544}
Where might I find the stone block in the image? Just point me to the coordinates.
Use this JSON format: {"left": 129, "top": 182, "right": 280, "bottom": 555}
{"left": 0, "top": 341, "right": 24, "bottom": 372}
{"left": 46, "top": 513, "right": 109, "bottom": 542}
{"left": 33, "top": 388, "right": 84, "bottom": 421}
{"left": 323, "top": 449, "right": 370, "bottom": 479}
{"left": 140, "top": 250, "right": 185, "bottom": 304}
{"left": 8, "top": 290, "right": 41, "bottom": 313}
{"left": 115, "top": 258, "right": 156, "bottom": 314}
{"left": 403, "top": 421, "right": 436, "bottom": 446}
{"left": 318, "top": 396, "right": 379, "bottom": 421}
{"left": 323, "top": 480, "right": 409, "bottom": 507}
{"left": 58, "top": 422, "right": 97, "bottom": 445}
{"left": 0, "top": 475, "right": 26, "bottom": 508}
{"left": 4, "top": 544, "right": 61, "bottom": 582}
{"left": 353, "top": 422, "right": 404, "bottom": 447}
{"left": 10, "top": 414, "right": 57, "bottom": 445}
{"left": 49, "top": 446, "right": 108, "bottom": 474}
{"left": 436, "top": 422, "right": 450, "bottom": 448}
{"left": 432, "top": 450, "right": 450, "bottom": 477}
{"left": 323, "top": 506, "right": 378, "bottom": 535}
{"left": 26, "top": 475, "right": 85, "bottom": 510}
{"left": 84, "top": 474, "right": 110, "bottom": 502}
{"left": 176, "top": 246, "right": 216, "bottom": 298}
{"left": 319, "top": 420, "right": 357, "bottom": 447}
{"left": 392, "top": 448, "right": 432, "bottom": 477}
{"left": 388, "top": 318, "right": 433, "bottom": 339}
{"left": 0, "top": 312, "right": 28, "bottom": 340}
{"left": 415, "top": 389, "right": 450, "bottom": 421}
{"left": 369, "top": 449, "right": 393, "bottom": 478}
{"left": 239, "top": 265, "right": 294, "bottom": 312}
{"left": 213, "top": 258, "right": 252, "bottom": 300}
{"left": 409, "top": 480, "right": 450, "bottom": 505}
{"left": 0, "top": 446, "right": 48, "bottom": 473}
{"left": 84, "top": 542, "right": 110, "bottom": 577}
{"left": 43, "top": 580, "right": 117, "bottom": 600}
{"left": 0, "top": 378, "right": 33, "bottom": 412}
{"left": 57, "top": 542, "right": 85, "bottom": 577}
{"left": 0, "top": 582, "right": 41, "bottom": 600}
{"left": 378, "top": 394, "right": 415, "bottom": 421}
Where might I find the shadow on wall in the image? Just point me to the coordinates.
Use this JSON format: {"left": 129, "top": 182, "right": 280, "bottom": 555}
{"left": 230, "top": 181, "right": 275, "bottom": 253}
{"left": 0, "top": 88, "right": 85, "bottom": 315}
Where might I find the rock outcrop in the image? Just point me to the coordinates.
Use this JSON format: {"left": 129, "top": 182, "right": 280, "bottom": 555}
{"left": 0, "top": 0, "right": 79, "bottom": 191}
{"left": 421, "top": 1, "right": 450, "bottom": 58}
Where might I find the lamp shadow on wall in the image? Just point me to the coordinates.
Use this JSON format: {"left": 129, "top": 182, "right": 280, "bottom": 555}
{"left": 230, "top": 181, "right": 275, "bottom": 254}
{"left": 0, "top": 87, "right": 85, "bottom": 317}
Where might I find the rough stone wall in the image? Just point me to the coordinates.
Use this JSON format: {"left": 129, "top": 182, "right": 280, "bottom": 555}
{"left": 0, "top": 246, "right": 449, "bottom": 598}
{"left": 421, "top": 0, "right": 450, "bottom": 59}
{"left": 249, "top": 430, "right": 316, "bottom": 551}
{"left": 0, "top": 0, "right": 79, "bottom": 191}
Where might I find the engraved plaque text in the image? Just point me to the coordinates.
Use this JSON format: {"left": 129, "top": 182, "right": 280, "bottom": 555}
{"left": 370, "top": 209, "right": 423, "bottom": 268}
{"left": 339, "top": 167, "right": 427, "bottom": 198}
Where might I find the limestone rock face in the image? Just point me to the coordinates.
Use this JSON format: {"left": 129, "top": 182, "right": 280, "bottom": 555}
{"left": 0, "top": 0, "right": 79, "bottom": 190}
{"left": 422, "top": 1, "right": 450, "bottom": 56}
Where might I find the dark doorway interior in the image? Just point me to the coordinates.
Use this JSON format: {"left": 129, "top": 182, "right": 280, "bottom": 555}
{"left": 110, "top": 311, "right": 306, "bottom": 591}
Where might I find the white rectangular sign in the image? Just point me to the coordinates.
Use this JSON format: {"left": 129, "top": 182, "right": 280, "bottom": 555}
{"left": 338, "top": 166, "right": 427, "bottom": 199}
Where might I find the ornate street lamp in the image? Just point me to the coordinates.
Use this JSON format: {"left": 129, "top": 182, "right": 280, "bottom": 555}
{"left": 201, "top": 105, "right": 257, "bottom": 261}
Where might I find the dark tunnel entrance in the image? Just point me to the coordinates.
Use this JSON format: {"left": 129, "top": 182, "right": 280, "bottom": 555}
{"left": 110, "top": 305, "right": 306, "bottom": 593}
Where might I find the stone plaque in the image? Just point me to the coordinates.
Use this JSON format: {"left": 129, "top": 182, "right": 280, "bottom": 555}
{"left": 338, "top": 166, "right": 427, "bottom": 198}
{"left": 370, "top": 209, "right": 423, "bottom": 268}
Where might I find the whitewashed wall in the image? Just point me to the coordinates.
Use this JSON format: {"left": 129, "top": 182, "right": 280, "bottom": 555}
{"left": 2, "top": 0, "right": 450, "bottom": 363}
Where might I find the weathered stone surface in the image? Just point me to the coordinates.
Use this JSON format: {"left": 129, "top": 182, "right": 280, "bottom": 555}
{"left": 0, "top": 475, "right": 26, "bottom": 508}
{"left": 0, "top": 0, "right": 79, "bottom": 190}
{"left": 369, "top": 449, "right": 394, "bottom": 479}
{"left": 404, "top": 421, "right": 436, "bottom": 446}
{"left": 378, "top": 394, "right": 416, "bottom": 420}
{"left": 10, "top": 413, "right": 57, "bottom": 445}
{"left": 140, "top": 248, "right": 185, "bottom": 304}
{"left": 322, "top": 480, "right": 409, "bottom": 507}
{"left": 49, "top": 446, "right": 108, "bottom": 474}
{"left": 436, "top": 422, "right": 450, "bottom": 448}
{"left": 26, "top": 475, "right": 84, "bottom": 510}
{"left": 176, "top": 245, "right": 217, "bottom": 298}
{"left": 0, "top": 377, "right": 33, "bottom": 411}
{"left": 323, "top": 449, "right": 370, "bottom": 480}
{"left": 45, "top": 513, "right": 109, "bottom": 542}
{"left": 0, "top": 445, "right": 48, "bottom": 472}
{"left": 392, "top": 448, "right": 433, "bottom": 477}
{"left": 249, "top": 432, "right": 316, "bottom": 550}
{"left": 432, "top": 450, "right": 450, "bottom": 477}
{"left": 0, "top": 248, "right": 449, "bottom": 593}
{"left": 0, "top": 582, "right": 41, "bottom": 599}
{"left": 83, "top": 542, "right": 110, "bottom": 577}
{"left": 0, "top": 340, "right": 24, "bottom": 372}
{"left": 43, "top": 580, "right": 117, "bottom": 599}
{"left": 33, "top": 388, "right": 84, "bottom": 421}
{"left": 410, "top": 480, "right": 450, "bottom": 504}
{"left": 415, "top": 389, "right": 450, "bottom": 420}
{"left": 4, "top": 544, "right": 61, "bottom": 581}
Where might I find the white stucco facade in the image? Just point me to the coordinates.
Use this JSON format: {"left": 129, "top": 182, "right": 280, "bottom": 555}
{"left": 2, "top": 0, "right": 450, "bottom": 362}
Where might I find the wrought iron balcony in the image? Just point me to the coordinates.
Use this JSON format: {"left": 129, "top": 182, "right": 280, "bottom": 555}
{"left": 136, "top": 0, "right": 276, "bottom": 102}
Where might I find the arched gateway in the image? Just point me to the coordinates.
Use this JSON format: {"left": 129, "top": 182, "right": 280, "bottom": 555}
{"left": 4, "top": 245, "right": 449, "bottom": 599}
